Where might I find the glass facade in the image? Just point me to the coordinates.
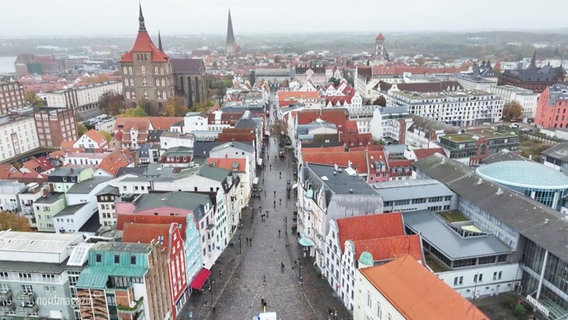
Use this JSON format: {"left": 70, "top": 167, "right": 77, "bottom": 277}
{"left": 521, "top": 239, "right": 568, "bottom": 318}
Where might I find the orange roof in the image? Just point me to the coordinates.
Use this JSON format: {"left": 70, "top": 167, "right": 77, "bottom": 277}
{"left": 207, "top": 158, "right": 246, "bottom": 171}
{"left": 60, "top": 140, "right": 75, "bottom": 149}
{"left": 336, "top": 213, "right": 404, "bottom": 252}
{"left": 0, "top": 164, "right": 14, "bottom": 179}
{"left": 120, "top": 25, "right": 169, "bottom": 63}
{"left": 303, "top": 151, "right": 369, "bottom": 173}
{"left": 117, "top": 214, "right": 187, "bottom": 236}
{"left": 97, "top": 149, "right": 131, "bottom": 177}
{"left": 84, "top": 129, "right": 107, "bottom": 146}
{"left": 301, "top": 145, "right": 345, "bottom": 153}
{"left": 148, "top": 117, "right": 184, "bottom": 130}
{"left": 353, "top": 234, "right": 423, "bottom": 263}
{"left": 296, "top": 109, "right": 347, "bottom": 127}
{"left": 413, "top": 148, "right": 446, "bottom": 160}
{"left": 360, "top": 256, "right": 489, "bottom": 320}
{"left": 278, "top": 91, "right": 319, "bottom": 101}
{"left": 122, "top": 223, "right": 173, "bottom": 248}
{"left": 114, "top": 117, "right": 150, "bottom": 131}
{"left": 340, "top": 133, "right": 373, "bottom": 147}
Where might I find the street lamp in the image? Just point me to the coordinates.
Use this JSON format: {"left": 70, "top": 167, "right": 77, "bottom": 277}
{"left": 238, "top": 235, "right": 242, "bottom": 254}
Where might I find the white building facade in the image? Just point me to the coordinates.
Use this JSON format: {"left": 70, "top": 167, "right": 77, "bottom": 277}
{"left": 489, "top": 85, "right": 539, "bottom": 119}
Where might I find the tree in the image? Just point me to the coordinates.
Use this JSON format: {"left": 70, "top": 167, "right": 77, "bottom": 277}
{"left": 98, "top": 92, "right": 124, "bottom": 116}
{"left": 373, "top": 95, "right": 387, "bottom": 107}
{"left": 503, "top": 101, "right": 523, "bottom": 121}
{"left": 82, "top": 74, "right": 111, "bottom": 84}
{"left": 162, "top": 96, "right": 189, "bottom": 117}
{"left": 270, "top": 119, "right": 289, "bottom": 143}
{"left": 24, "top": 91, "right": 45, "bottom": 107}
{"left": 121, "top": 105, "right": 148, "bottom": 117}
{"left": 77, "top": 122, "right": 88, "bottom": 136}
{"left": 99, "top": 130, "right": 112, "bottom": 142}
{"left": 329, "top": 77, "right": 340, "bottom": 87}
{"left": 0, "top": 211, "right": 31, "bottom": 231}
{"left": 191, "top": 99, "right": 215, "bottom": 113}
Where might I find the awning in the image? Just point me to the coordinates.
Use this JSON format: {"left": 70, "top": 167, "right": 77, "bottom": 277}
{"left": 190, "top": 268, "right": 211, "bottom": 290}
{"left": 298, "top": 237, "right": 314, "bottom": 247}
{"left": 253, "top": 177, "right": 259, "bottom": 185}
{"left": 292, "top": 183, "right": 298, "bottom": 190}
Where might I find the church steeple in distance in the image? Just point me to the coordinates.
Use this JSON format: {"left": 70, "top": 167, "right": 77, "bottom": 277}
{"left": 226, "top": 9, "right": 236, "bottom": 56}
{"left": 138, "top": 2, "right": 146, "bottom": 32}
{"left": 158, "top": 30, "right": 163, "bottom": 52}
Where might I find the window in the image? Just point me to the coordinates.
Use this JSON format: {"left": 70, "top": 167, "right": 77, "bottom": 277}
{"left": 130, "top": 256, "right": 136, "bottom": 265}
{"left": 0, "top": 272, "right": 8, "bottom": 279}
{"left": 19, "top": 273, "right": 32, "bottom": 281}
{"left": 114, "top": 255, "right": 120, "bottom": 264}
{"left": 95, "top": 254, "right": 102, "bottom": 263}
{"left": 21, "top": 284, "right": 33, "bottom": 293}
{"left": 42, "top": 274, "right": 56, "bottom": 282}
{"left": 376, "top": 302, "right": 382, "bottom": 318}
{"left": 367, "top": 292, "right": 372, "bottom": 308}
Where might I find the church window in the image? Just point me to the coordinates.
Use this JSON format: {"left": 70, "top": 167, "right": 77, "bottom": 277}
{"left": 160, "top": 66, "right": 165, "bottom": 75}
{"left": 144, "top": 91, "right": 149, "bottom": 99}
{"left": 161, "top": 79, "right": 166, "bottom": 86}
{"left": 154, "top": 66, "right": 159, "bottom": 74}
{"left": 143, "top": 78, "right": 147, "bottom": 86}
{"left": 126, "top": 91, "right": 131, "bottom": 99}
{"left": 141, "top": 65, "right": 146, "bottom": 74}
{"left": 128, "top": 66, "right": 133, "bottom": 74}
{"left": 155, "top": 78, "right": 159, "bottom": 86}
{"left": 122, "top": 66, "right": 128, "bottom": 74}
{"left": 129, "top": 78, "right": 134, "bottom": 86}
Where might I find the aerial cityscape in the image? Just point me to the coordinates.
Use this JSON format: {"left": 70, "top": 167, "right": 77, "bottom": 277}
{"left": 0, "top": 1, "right": 567, "bottom": 320}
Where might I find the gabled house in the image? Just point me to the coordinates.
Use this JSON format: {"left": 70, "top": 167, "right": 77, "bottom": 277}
{"left": 73, "top": 129, "right": 108, "bottom": 152}
{"left": 325, "top": 212, "right": 424, "bottom": 311}
{"left": 122, "top": 223, "right": 188, "bottom": 319}
{"left": 94, "top": 148, "right": 132, "bottom": 177}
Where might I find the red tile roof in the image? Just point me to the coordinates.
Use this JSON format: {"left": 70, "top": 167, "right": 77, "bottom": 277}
{"left": 301, "top": 145, "right": 346, "bottom": 153}
{"left": 120, "top": 29, "right": 169, "bottom": 63}
{"left": 360, "top": 256, "right": 489, "bottom": 320}
{"left": 372, "top": 65, "right": 468, "bottom": 76}
{"left": 97, "top": 149, "right": 132, "bottom": 177}
{"left": 340, "top": 133, "right": 373, "bottom": 147}
{"left": 117, "top": 214, "right": 187, "bottom": 237}
{"left": 296, "top": 109, "right": 347, "bottom": 128}
{"left": 84, "top": 129, "right": 107, "bottom": 146}
{"left": 353, "top": 234, "right": 423, "bottom": 263}
{"left": 122, "top": 223, "right": 172, "bottom": 248}
{"left": 278, "top": 91, "right": 320, "bottom": 102}
{"left": 413, "top": 148, "right": 446, "bottom": 160}
{"left": 207, "top": 158, "right": 247, "bottom": 171}
{"left": 0, "top": 164, "right": 14, "bottom": 179}
{"left": 336, "top": 213, "right": 404, "bottom": 252}
{"left": 148, "top": 117, "right": 183, "bottom": 130}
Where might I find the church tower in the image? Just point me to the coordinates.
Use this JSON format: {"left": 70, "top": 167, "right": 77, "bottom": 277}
{"left": 120, "top": 4, "right": 174, "bottom": 107}
{"left": 226, "top": 10, "right": 237, "bottom": 56}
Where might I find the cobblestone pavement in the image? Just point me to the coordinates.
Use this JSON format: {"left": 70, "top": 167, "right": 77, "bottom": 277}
{"left": 180, "top": 105, "right": 351, "bottom": 320}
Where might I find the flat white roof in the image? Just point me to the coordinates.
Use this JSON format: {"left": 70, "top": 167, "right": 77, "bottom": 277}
{"left": 0, "top": 231, "right": 83, "bottom": 262}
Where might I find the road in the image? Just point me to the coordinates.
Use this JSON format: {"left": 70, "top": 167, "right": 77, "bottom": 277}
{"left": 180, "top": 95, "right": 351, "bottom": 320}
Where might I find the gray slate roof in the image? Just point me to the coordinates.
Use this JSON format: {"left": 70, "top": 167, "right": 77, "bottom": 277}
{"left": 54, "top": 203, "right": 87, "bottom": 217}
{"left": 134, "top": 191, "right": 210, "bottom": 221}
{"left": 413, "top": 154, "right": 568, "bottom": 262}
{"left": 481, "top": 150, "right": 530, "bottom": 164}
{"left": 171, "top": 58, "right": 206, "bottom": 74}
{"left": 198, "top": 165, "right": 231, "bottom": 182}
{"left": 403, "top": 210, "right": 512, "bottom": 260}
{"left": 96, "top": 185, "right": 120, "bottom": 196}
{"left": 304, "top": 163, "right": 377, "bottom": 196}
{"left": 193, "top": 141, "right": 224, "bottom": 159}
{"left": 541, "top": 142, "right": 568, "bottom": 163}
{"left": 373, "top": 179, "right": 454, "bottom": 201}
{"left": 67, "top": 177, "right": 112, "bottom": 194}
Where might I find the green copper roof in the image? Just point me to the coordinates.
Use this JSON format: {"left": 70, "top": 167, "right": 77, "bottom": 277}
{"left": 358, "top": 251, "right": 374, "bottom": 267}
{"left": 76, "top": 265, "right": 148, "bottom": 289}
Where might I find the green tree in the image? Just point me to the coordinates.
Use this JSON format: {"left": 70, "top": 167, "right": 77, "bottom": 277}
{"left": 98, "top": 92, "right": 124, "bottom": 116}
{"left": 0, "top": 211, "right": 31, "bottom": 231}
{"left": 503, "top": 101, "right": 523, "bottom": 121}
{"left": 99, "top": 130, "right": 112, "bottom": 142}
{"left": 24, "top": 91, "right": 45, "bottom": 107}
{"left": 191, "top": 99, "right": 215, "bottom": 113}
{"left": 162, "top": 96, "right": 189, "bottom": 117}
{"left": 77, "top": 122, "right": 88, "bottom": 136}
{"left": 270, "top": 119, "right": 289, "bottom": 143}
{"left": 329, "top": 77, "right": 340, "bottom": 87}
{"left": 121, "top": 105, "right": 148, "bottom": 117}
{"left": 513, "top": 303, "right": 527, "bottom": 320}
{"left": 373, "top": 95, "right": 387, "bottom": 107}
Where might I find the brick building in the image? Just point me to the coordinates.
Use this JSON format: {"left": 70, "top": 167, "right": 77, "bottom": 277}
{"left": 534, "top": 83, "right": 568, "bottom": 128}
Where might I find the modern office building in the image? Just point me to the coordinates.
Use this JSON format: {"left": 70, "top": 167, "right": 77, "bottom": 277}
{"left": 415, "top": 154, "right": 568, "bottom": 319}
{"left": 489, "top": 85, "right": 539, "bottom": 119}
{"left": 534, "top": 83, "right": 568, "bottom": 129}
{"left": 373, "top": 179, "right": 457, "bottom": 213}
{"left": 0, "top": 81, "right": 25, "bottom": 116}
{"left": 33, "top": 107, "right": 78, "bottom": 148}
{"left": 476, "top": 161, "right": 568, "bottom": 211}
{"left": 0, "top": 111, "right": 40, "bottom": 163}
{"left": 0, "top": 231, "right": 87, "bottom": 320}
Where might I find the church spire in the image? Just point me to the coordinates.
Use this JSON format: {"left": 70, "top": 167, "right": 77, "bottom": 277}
{"left": 226, "top": 9, "right": 235, "bottom": 46}
{"left": 138, "top": 2, "right": 146, "bottom": 32}
{"left": 158, "top": 29, "right": 163, "bottom": 51}
{"left": 530, "top": 50, "right": 537, "bottom": 69}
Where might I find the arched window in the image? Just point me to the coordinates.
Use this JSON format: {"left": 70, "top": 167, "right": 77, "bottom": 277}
{"left": 143, "top": 78, "right": 147, "bottom": 86}
{"left": 154, "top": 66, "right": 159, "bottom": 74}
{"left": 122, "top": 66, "right": 128, "bottom": 74}
{"left": 144, "top": 90, "right": 149, "bottom": 99}
{"left": 160, "top": 66, "right": 165, "bottom": 75}
{"left": 141, "top": 65, "right": 146, "bottom": 74}
{"left": 161, "top": 79, "right": 166, "bottom": 86}
{"left": 128, "top": 66, "right": 133, "bottom": 74}
{"left": 126, "top": 91, "right": 131, "bottom": 99}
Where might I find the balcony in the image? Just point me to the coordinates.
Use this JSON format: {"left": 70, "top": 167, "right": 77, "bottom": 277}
{"left": 0, "top": 300, "right": 15, "bottom": 312}
{"left": 0, "top": 288, "right": 12, "bottom": 300}
{"left": 18, "top": 300, "right": 38, "bottom": 312}
{"left": 117, "top": 297, "right": 143, "bottom": 315}
{"left": 17, "top": 291, "right": 35, "bottom": 302}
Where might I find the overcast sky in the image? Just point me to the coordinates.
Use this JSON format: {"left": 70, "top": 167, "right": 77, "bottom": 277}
{"left": 1, "top": 0, "right": 567, "bottom": 37}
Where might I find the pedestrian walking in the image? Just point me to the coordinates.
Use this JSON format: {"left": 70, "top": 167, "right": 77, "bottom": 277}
{"left": 218, "top": 270, "right": 222, "bottom": 277}
{"left": 278, "top": 230, "right": 281, "bottom": 238}
{"left": 266, "top": 211, "right": 269, "bottom": 218}
{"left": 279, "top": 198, "right": 282, "bottom": 206}
{"left": 281, "top": 262, "right": 285, "bottom": 273}
{"left": 273, "top": 200, "right": 276, "bottom": 208}
{"left": 263, "top": 275, "right": 267, "bottom": 285}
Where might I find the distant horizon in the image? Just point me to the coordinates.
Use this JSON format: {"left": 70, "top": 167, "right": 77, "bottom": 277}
{"left": 1, "top": 0, "right": 567, "bottom": 38}
{"left": 1, "top": 28, "right": 568, "bottom": 40}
